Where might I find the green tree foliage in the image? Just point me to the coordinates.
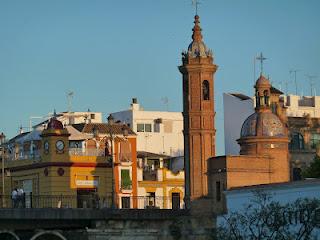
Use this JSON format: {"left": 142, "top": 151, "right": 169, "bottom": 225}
{"left": 216, "top": 190, "right": 320, "bottom": 240}
{"left": 303, "top": 155, "right": 320, "bottom": 178}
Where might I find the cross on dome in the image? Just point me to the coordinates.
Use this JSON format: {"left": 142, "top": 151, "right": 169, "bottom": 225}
{"left": 256, "top": 52, "right": 267, "bottom": 75}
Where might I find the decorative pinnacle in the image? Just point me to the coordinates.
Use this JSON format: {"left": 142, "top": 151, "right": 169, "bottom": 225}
{"left": 192, "top": 15, "right": 203, "bottom": 42}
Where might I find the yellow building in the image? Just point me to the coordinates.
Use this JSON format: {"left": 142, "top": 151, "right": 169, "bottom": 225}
{"left": 1, "top": 115, "right": 136, "bottom": 209}
{"left": 136, "top": 152, "right": 184, "bottom": 209}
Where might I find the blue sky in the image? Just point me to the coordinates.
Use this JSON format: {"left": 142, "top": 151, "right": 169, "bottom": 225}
{"left": 1, "top": 0, "right": 319, "bottom": 155}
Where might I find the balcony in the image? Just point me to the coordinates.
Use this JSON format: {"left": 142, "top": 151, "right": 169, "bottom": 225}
{"left": 143, "top": 168, "right": 157, "bottom": 181}
{"left": 7, "top": 150, "right": 41, "bottom": 161}
{"left": 69, "top": 148, "right": 105, "bottom": 157}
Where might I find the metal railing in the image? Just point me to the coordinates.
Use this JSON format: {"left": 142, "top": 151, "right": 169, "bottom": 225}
{"left": 143, "top": 169, "right": 158, "bottom": 181}
{"left": 0, "top": 194, "right": 184, "bottom": 210}
{"left": 69, "top": 148, "right": 106, "bottom": 157}
{"left": 0, "top": 194, "right": 111, "bottom": 209}
{"left": 6, "top": 150, "right": 41, "bottom": 161}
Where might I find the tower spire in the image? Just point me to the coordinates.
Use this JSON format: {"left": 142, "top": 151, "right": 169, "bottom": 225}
{"left": 192, "top": 15, "right": 203, "bottom": 42}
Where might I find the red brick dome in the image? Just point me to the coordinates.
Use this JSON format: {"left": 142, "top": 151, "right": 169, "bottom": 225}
{"left": 47, "top": 117, "right": 63, "bottom": 130}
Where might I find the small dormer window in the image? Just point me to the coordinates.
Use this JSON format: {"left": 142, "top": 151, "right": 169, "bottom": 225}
{"left": 202, "top": 80, "right": 210, "bottom": 100}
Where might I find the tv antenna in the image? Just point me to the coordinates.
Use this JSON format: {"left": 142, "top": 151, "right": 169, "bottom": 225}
{"left": 305, "top": 75, "right": 317, "bottom": 96}
{"left": 161, "top": 97, "right": 169, "bottom": 111}
{"left": 289, "top": 69, "right": 300, "bottom": 95}
{"left": 66, "top": 91, "right": 74, "bottom": 112}
{"left": 192, "top": 0, "right": 201, "bottom": 15}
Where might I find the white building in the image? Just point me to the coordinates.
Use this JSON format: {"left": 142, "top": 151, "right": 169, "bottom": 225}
{"left": 285, "top": 95, "right": 320, "bottom": 118}
{"left": 33, "top": 111, "right": 103, "bottom": 131}
{"left": 112, "top": 98, "right": 184, "bottom": 157}
{"left": 223, "top": 93, "right": 254, "bottom": 155}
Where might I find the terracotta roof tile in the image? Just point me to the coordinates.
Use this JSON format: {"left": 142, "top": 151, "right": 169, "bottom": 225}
{"left": 72, "top": 123, "right": 136, "bottom": 136}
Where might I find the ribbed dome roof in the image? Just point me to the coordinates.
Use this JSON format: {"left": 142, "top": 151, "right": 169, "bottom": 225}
{"left": 188, "top": 41, "right": 210, "bottom": 58}
{"left": 241, "top": 112, "right": 285, "bottom": 138}
{"left": 187, "top": 15, "right": 212, "bottom": 58}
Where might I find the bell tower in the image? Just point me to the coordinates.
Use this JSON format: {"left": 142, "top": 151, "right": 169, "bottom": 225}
{"left": 179, "top": 15, "right": 217, "bottom": 206}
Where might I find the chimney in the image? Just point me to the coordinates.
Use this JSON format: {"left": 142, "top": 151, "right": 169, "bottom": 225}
{"left": 131, "top": 98, "right": 140, "bottom": 111}
{"left": 19, "top": 125, "right": 24, "bottom": 134}
{"left": 132, "top": 98, "right": 138, "bottom": 104}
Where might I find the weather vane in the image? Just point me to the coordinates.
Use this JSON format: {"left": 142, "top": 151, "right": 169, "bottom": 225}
{"left": 192, "top": 0, "right": 201, "bottom": 15}
{"left": 256, "top": 52, "right": 267, "bottom": 75}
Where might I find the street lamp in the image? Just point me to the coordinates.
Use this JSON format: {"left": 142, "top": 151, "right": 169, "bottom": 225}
{"left": 0, "top": 132, "right": 6, "bottom": 207}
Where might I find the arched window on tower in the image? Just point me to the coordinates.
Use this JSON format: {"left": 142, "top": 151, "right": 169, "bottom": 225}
{"left": 256, "top": 91, "right": 260, "bottom": 107}
{"left": 263, "top": 90, "right": 269, "bottom": 106}
{"left": 202, "top": 80, "right": 210, "bottom": 100}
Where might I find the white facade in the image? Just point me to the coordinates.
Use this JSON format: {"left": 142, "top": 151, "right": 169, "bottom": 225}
{"left": 223, "top": 93, "right": 254, "bottom": 155}
{"left": 284, "top": 95, "right": 320, "bottom": 118}
{"left": 112, "top": 99, "right": 184, "bottom": 157}
{"left": 33, "top": 111, "right": 103, "bottom": 131}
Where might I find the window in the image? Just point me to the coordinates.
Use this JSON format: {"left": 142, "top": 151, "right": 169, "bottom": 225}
{"left": 137, "top": 123, "right": 152, "bottom": 132}
{"left": 271, "top": 102, "right": 277, "bottom": 114}
{"left": 145, "top": 124, "right": 152, "bottom": 132}
{"left": 90, "top": 114, "right": 95, "bottom": 119}
{"left": 293, "top": 168, "right": 302, "bottom": 181}
{"left": 289, "top": 132, "right": 304, "bottom": 150}
{"left": 202, "top": 80, "right": 210, "bottom": 100}
{"left": 216, "top": 181, "right": 221, "bottom": 202}
{"left": 310, "top": 133, "right": 320, "bottom": 149}
{"left": 172, "top": 193, "right": 180, "bottom": 210}
{"left": 121, "top": 169, "right": 132, "bottom": 190}
{"left": 137, "top": 124, "right": 144, "bottom": 132}
{"left": 263, "top": 90, "right": 269, "bottom": 106}
{"left": 119, "top": 141, "right": 132, "bottom": 162}
{"left": 146, "top": 192, "right": 156, "bottom": 208}
{"left": 121, "top": 197, "right": 130, "bottom": 209}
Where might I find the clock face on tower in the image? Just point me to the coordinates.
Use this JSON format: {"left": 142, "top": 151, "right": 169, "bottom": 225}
{"left": 55, "top": 140, "right": 65, "bottom": 152}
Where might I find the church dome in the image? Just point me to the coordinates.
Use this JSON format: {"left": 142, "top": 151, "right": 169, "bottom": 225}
{"left": 256, "top": 75, "right": 270, "bottom": 87}
{"left": 47, "top": 117, "right": 63, "bottom": 130}
{"left": 187, "top": 15, "right": 212, "bottom": 58}
{"left": 188, "top": 41, "right": 210, "bottom": 58}
{"left": 240, "top": 112, "right": 285, "bottom": 138}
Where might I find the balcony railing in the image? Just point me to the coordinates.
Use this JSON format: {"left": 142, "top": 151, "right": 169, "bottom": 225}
{"left": 0, "top": 194, "right": 111, "bottom": 209}
{"left": 6, "top": 150, "right": 41, "bottom": 161}
{"left": 0, "top": 194, "right": 184, "bottom": 210}
{"left": 143, "top": 169, "right": 158, "bottom": 181}
{"left": 69, "top": 148, "right": 105, "bottom": 157}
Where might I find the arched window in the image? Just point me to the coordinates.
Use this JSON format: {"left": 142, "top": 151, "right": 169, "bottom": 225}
{"left": 202, "top": 80, "right": 210, "bottom": 100}
{"left": 289, "top": 132, "right": 304, "bottom": 150}
{"left": 263, "top": 90, "right": 269, "bottom": 106}
{"left": 255, "top": 91, "right": 260, "bottom": 107}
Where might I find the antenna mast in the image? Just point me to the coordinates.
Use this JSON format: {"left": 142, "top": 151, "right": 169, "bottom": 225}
{"left": 289, "top": 69, "right": 300, "bottom": 95}
{"left": 305, "top": 75, "right": 317, "bottom": 96}
{"left": 66, "top": 91, "right": 74, "bottom": 112}
{"left": 161, "top": 97, "right": 169, "bottom": 111}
